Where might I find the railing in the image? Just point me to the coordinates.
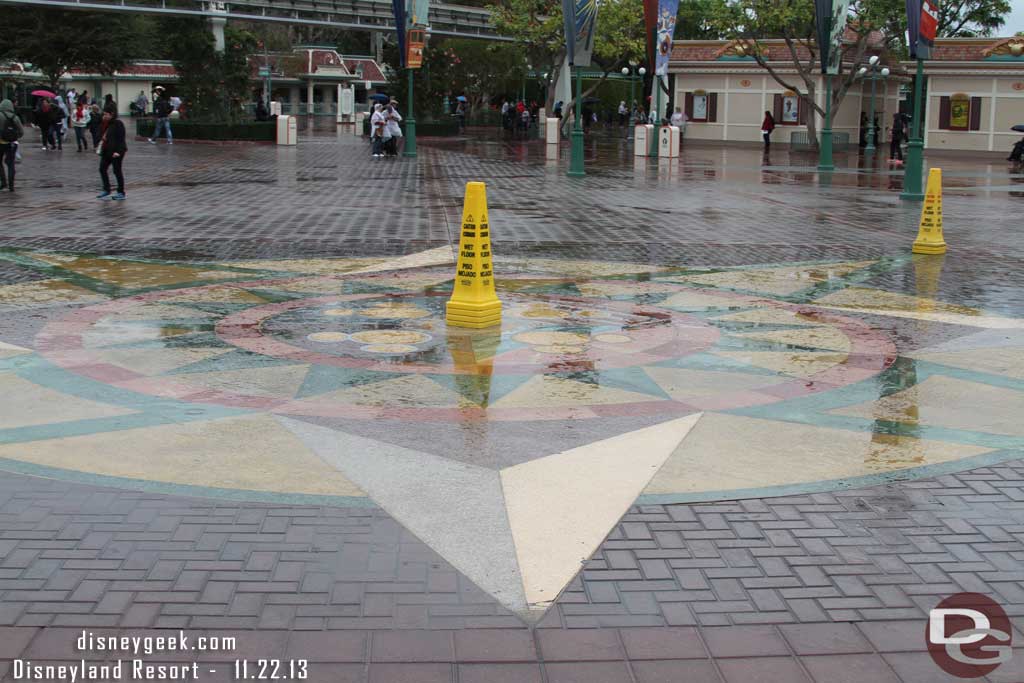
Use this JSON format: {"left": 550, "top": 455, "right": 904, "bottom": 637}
{"left": 0, "top": 0, "right": 508, "bottom": 38}
{"left": 790, "top": 131, "right": 852, "bottom": 150}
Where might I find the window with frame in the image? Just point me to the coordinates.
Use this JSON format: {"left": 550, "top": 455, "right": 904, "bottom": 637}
{"left": 683, "top": 90, "right": 718, "bottom": 122}
{"left": 939, "top": 94, "right": 982, "bottom": 131}
{"left": 773, "top": 92, "right": 806, "bottom": 126}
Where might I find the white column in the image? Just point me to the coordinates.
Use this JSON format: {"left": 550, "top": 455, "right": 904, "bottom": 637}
{"left": 306, "top": 82, "right": 315, "bottom": 116}
{"left": 209, "top": 3, "right": 227, "bottom": 53}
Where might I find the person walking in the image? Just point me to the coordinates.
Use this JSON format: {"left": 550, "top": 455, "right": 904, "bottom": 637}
{"left": 889, "top": 112, "right": 906, "bottom": 165}
{"left": 149, "top": 93, "right": 173, "bottom": 144}
{"left": 0, "top": 99, "right": 24, "bottom": 192}
{"left": 87, "top": 103, "right": 103, "bottom": 148}
{"left": 71, "top": 99, "right": 91, "bottom": 152}
{"left": 385, "top": 100, "right": 403, "bottom": 156}
{"left": 455, "top": 99, "right": 467, "bottom": 133}
{"left": 97, "top": 103, "right": 127, "bottom": 200}
{"left": 761, "top": 110, "right": 775, "bottom": 150}
{"left": 618, "top": 101, "right": 628, "bottom": 127}
{"left": 370, "top": 103, "right": 387, "bottom": 158}
{"left": 670, "top": 106, "right": 687, "bottom": 140}
{"left": 55, "top": 95, "right": 69, "bottom": 143}
{"left": 134, "top": 91, "right": 149, "bottom": 117}
{"left": 37, "top": 99, "right": 61, "bottom": 151}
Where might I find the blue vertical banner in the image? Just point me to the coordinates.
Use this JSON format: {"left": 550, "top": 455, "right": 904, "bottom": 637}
{"left": 654, "top": 0, "right": 679, "bottom": 77}
{"left": 563, "top": 0, "right": 599, "bottom": 67}
{"left": 393, "top": 0, "right": 407, "bottom": 67}
{"left": 906, "top": 0, "right": 921, "bottom": 58}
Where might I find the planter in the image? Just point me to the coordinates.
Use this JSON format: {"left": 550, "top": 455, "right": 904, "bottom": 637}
{"left": 135, "top": 118, "right": 276, "bottom": 141}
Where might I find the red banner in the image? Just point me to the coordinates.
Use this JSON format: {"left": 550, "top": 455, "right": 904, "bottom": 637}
{"left": 644, "top": 0, "right": 658, "bottom": 72}
{"left": 920, "top": 0, "right": 938, "bottom": 47}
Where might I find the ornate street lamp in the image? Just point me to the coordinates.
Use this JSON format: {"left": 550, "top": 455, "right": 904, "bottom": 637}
{"left": 858, "top": 56, "right": 890, "bottom": 155}
{"left": 620, "top": 63, "right": 645, "bottom": 140}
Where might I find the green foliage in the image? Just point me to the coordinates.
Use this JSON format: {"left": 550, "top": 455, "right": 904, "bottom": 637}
{"left": 1, "top": 8, "right": 146, "bottom": 89}
{"left": 937, "top": 0, "right": 1011, "bottom": 36}
{"left": 163, "top": 18, "right": 257, "bottom": 123}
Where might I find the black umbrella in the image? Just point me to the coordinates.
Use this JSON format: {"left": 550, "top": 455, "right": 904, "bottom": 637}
{"left": 369, "top": 93, "right": 390, "bottom": 102}
{"left": 1012, "top": 124, "right": 1024, "bottom": 133}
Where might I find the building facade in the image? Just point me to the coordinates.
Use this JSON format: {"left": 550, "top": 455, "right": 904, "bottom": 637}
{"left": 0, "top": 47, "right": 387, "bottom": 119}
{"left": 670, "top": 36, "right": 1024, "bottom": 154}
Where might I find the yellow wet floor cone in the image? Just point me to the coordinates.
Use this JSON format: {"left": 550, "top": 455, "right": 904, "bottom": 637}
{"left": 912, "top": 168, "right": 947, "bottom": 255}
{"left": 446, "top": 182, "right": 502, "bottom": 328}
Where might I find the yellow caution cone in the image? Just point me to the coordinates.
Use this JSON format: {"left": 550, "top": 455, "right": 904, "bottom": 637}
{"left": 446, "top": 182, "right": 502, "bottom": 328}
{"left": 912, "top": 168, "right": 947, "bottom": 255}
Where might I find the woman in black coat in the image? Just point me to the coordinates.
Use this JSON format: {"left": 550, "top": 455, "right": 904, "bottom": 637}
{"left": 97, "top": 103, "right": 127, "bottom": 200}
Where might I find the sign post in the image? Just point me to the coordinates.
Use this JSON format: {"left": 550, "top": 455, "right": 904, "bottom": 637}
{"left": 902, "top": 0, "right": 934, "bottom": 202}
{"left": 816, "top": 0, "right": 850, "bottom": 171}
{"left": 563, "top": 0, "right": 598, "bottom": 178}
{"left": 395, "top": 0, "right": 429, "bottom": 159}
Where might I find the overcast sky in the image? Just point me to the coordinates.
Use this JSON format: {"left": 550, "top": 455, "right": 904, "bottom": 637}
{"left": 1005, "top": 0, "right": 1024, "bottom": 35}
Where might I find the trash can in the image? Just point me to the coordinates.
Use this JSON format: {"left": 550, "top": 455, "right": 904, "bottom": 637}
{"left": 276, "top": 115, "right": 297, "bottom": 145}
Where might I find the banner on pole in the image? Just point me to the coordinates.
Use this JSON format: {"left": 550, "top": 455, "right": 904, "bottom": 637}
{"left": 826, "top": 0, "right": 851, "bottom": 74}
{"left": 643, "top": 0, "right": 658, "bottom": 73}
{"left": 392, "top": 0, "right": 407, "bottom": 67}
{"left": 562, "top": 0, "right": 598, "bottom": 67}
{"left": 905, "top": 0, "right": 920, "bottom": 57}
{"left": 654, "top": 0, "right": 679, "bottom": 77}
{"left": 918, "top": 0, "right": 937, "bottom": 59}
{"left": 816, "top": 0, "right": 850, "bottom": 74}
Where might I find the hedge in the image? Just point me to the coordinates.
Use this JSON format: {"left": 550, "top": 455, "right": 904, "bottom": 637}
{"left": 135, "top": 118, "right": 276, "bottom": 141}
{"left": 360, "top": 118, "right": 460, "bottom": 137}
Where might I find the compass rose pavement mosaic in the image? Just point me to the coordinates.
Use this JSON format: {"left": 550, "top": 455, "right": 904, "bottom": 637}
{"left": 0, "top": 246, "right": 1022, "bottom": 619}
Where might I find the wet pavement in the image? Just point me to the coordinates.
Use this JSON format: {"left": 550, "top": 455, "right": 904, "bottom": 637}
{"left": 0, "top": 129, "right": 1022, "bottom": 681}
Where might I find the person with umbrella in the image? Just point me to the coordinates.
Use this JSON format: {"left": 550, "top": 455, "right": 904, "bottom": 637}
{"left": 35, "top": 98, "right": 61, "bottom": 151}
{"left": 0, "top": 99, "right": 24, "bottom": 192}
{"left": 455, "top": 95, "right": 467, "bottom": 133}
{"left": 1008, "top": 124, "right": 1024, "bottom": 163}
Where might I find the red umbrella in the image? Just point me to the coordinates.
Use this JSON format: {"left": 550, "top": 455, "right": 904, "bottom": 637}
{"left": 31, "top": 89, "right": 56, "bottom": 98}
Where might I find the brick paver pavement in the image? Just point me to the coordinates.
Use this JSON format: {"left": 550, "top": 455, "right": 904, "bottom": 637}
{"left": 1, "top": 130, "right": 1023, "bottom": 681}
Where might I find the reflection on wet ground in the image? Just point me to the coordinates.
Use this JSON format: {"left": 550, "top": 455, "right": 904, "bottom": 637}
{"left": 0, "top": 130, "right": 1023, "bottom": 629}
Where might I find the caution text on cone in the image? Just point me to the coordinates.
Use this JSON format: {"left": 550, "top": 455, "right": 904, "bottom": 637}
{"left": 912, "top": 168, "right": 947, "bottom": 255}
{"left": 446, "top": 182, "right": 501, "bottom": 328}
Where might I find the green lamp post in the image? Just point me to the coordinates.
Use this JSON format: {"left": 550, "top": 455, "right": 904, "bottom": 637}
{"left": 568, "top": 66, "right": 585, "bottom": 177}
{"left": 404, "top": 68, "right": 417, "bottom": 157}
{"left": 900, "top": 58, "right": 926, "bottom": 201}
{"left": 859, "top": 56, "right": 889, "bottom": 156}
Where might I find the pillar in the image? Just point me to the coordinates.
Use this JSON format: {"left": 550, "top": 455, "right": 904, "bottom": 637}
{"left": 306, "top": 82, "right": 315, "bottom": 116}
{"left": 288, "top": 86, "right": 300, "bottom": 115}
{"left": 209, "top": 2, "right": 227, "bottom": 53}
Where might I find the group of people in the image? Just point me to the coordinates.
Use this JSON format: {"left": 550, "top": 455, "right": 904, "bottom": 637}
{"left": 500, "top": 99, "right": 535, "bottom": 137}
{"left": 369, "top": 100, "right": 403, "bottom": 158}
{"left": 35, "top": 89, "right": 109, "bottom": 153}
{"left": 0, "top": 93, "right": 127, "bottom": 198}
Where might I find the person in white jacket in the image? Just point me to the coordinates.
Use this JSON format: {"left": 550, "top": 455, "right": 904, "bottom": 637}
{"left": 370, "top": 104, "right": 387, "bottom": 158}
{"left": 384, "top": 101, "right": 402, "bottom": 157}
{"left": 70, "top": 100, "right": 91, "bottom": 152}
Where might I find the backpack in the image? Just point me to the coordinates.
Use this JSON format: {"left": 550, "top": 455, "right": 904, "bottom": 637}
{"left": 1, "top": 114, "right": 17, "bottom": 143}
